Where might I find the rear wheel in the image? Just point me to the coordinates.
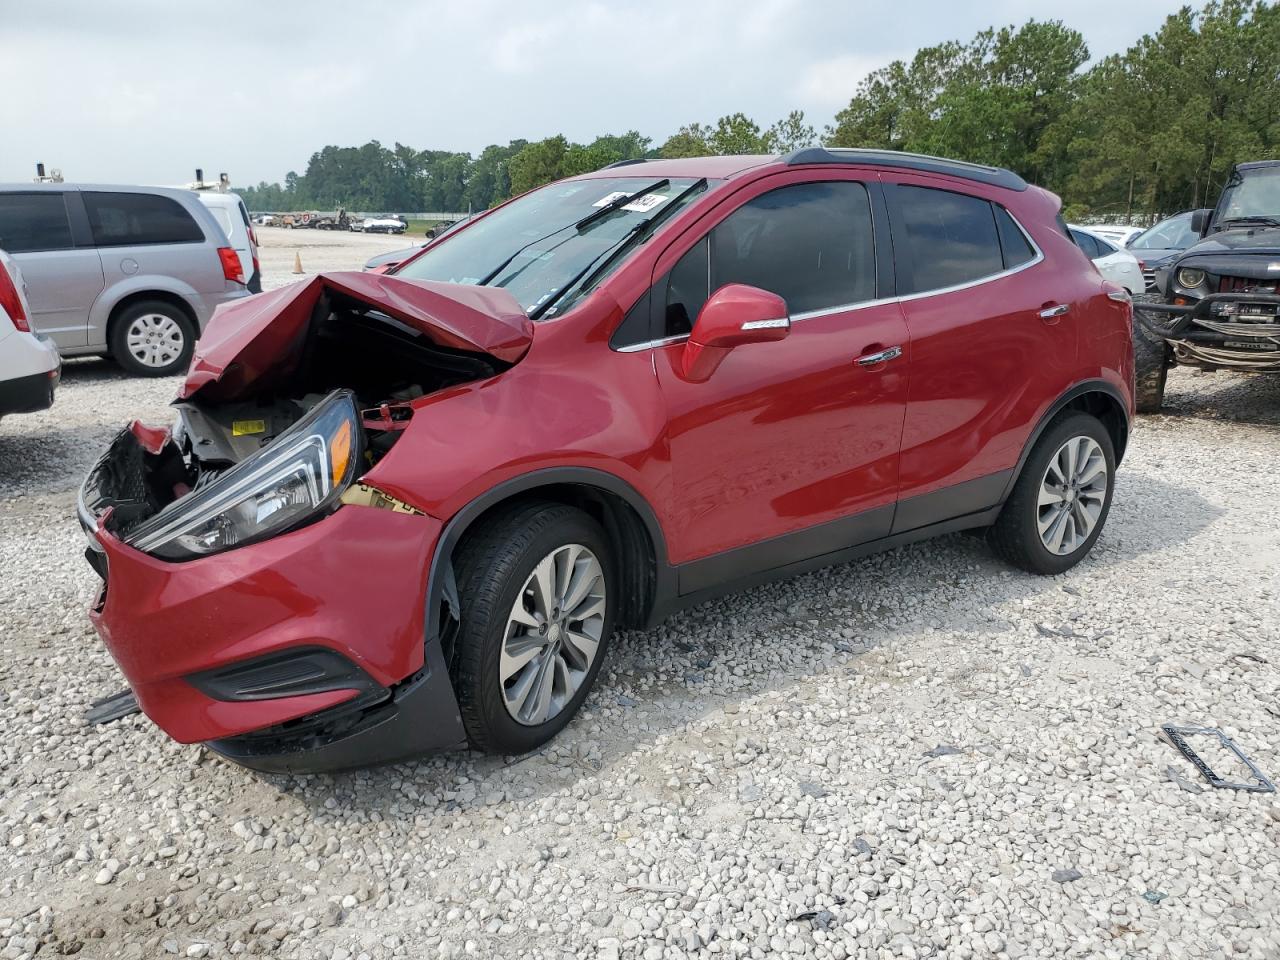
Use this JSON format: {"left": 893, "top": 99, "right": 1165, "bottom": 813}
{"left": 110, "top": 300, "right": 195, "bottom": 377}
{"left": 452, "top": 502, "right": 614, "bottom": 754}
{"left": 989, "top": 413, "right": 1115, "bottom": 575}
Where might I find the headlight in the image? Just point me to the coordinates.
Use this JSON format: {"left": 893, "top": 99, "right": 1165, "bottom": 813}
{"left": 128, "top": 390, "right": 361, "bottom": 560}
{"left": 1177, "top": 268, "right": 1207, "bottom": 289}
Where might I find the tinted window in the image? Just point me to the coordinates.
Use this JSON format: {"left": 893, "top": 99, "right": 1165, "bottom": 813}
{"left": 994, "top": 205, "right": 1035, "bottom": 269}
{"left": 665, "top": 237, "right": 709, "bottom": 336}
{"left": 897, "top": 185, "right": 1003, "bottom": 292}
{"left": 83, "top": 192, "right": 204, "bottom": 246}
{"left": 0, "top": 193, "right": 74, "bottom": 253}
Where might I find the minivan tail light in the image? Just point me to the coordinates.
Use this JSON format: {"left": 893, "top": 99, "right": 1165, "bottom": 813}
{"left": 218, "top": 246, "right": 245, "bottom": 285}
{"left": 0, "top": 263, "right": 30, "bottom": 332}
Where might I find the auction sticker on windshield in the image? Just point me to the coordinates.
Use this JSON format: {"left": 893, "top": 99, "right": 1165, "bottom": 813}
{"left": 592, "top": 192, "right": 670, "bottom": 213}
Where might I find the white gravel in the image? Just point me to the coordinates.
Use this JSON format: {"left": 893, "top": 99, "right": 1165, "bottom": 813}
{"left": 2, "top": 240, "right": 1279, "bottom": 959}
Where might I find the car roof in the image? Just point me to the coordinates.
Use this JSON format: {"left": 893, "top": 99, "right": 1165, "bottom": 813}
{"left": 1236, "top": 160, "right": 1280, "bottom": 172}
{"left": 193, "top": 191, "right": 244, "bottom": 207}
{"left": 0, "top": 182, "right": 203, "bottom": 204}
{"left": 574, "top": 155, "right": 779, "bottom": 180}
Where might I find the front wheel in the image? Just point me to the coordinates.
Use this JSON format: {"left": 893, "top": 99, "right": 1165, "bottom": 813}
{"left": 451, "top": 502, "right": 614, "bottom": 754}
{"left": 988, "top": 413, "right": 1116, "bottom": 575}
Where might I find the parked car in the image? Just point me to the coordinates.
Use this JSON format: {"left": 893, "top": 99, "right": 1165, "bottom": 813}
{"left": 1085, "top": 223, "right": 1145, "bottom": 247}
{"left": 361, "top": 216, "right": 406, "bottom": 235}
{"left": 0, "top": 184, "right": 249, "bottom": 376}
{"left": 78, "top": 149, "right": 1134, "bottom": 772}
{"left": 253, "top": 214, "right": 276, "bottom": 226}
{"left": 196, "top": 191, "right": 261, "bottom": 293}
{"left": 363, "top": 242, "right": 426, "bottom": 273}
{"left": 0, "top": 248, "right": 60, "bottom": 419}
{"left": 1133, "top": 159, "right": 1280, "bottom": 412}
{"left": 1125, "top": 211, "right": 1197, "bottom": 290}
{"left": 1069, "top": 227, "right": 1144, "bottom": 295}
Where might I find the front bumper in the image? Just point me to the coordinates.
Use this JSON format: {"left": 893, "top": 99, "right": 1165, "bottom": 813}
{"left": 1136, "top": 293, "right": 1280, "bottom": 369}
{"left": 81, "top": 466, "right": 467, "bottom": 771}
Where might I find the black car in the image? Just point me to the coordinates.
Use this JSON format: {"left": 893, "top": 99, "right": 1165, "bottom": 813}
{"left": 1133, "top": 160, "right": 1280, "bottom": 411}
{"left": 1126, "top": 211, "right": 1198, "bottom": 291}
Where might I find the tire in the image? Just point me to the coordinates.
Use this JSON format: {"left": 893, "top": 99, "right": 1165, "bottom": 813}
{"left": 451, "top": 501, "right": 615, "bottom": 754}
{"left": 1132, "top": 307, "right": 1171, "bottom": 413}
{"left": 109, "top": 300, "right": 196, "bottom": 377}
{"left": 988, "top": 413, "right": 1116, "bottom": 576}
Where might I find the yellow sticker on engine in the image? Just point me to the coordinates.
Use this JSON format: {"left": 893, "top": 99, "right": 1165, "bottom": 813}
{"left": 232, "top": 419, "right": 267, "bottom": 436}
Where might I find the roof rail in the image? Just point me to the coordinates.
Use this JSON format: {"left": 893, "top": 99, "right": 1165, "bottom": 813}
{"left": 784, "top": 147, "right": 1027, "bottom": 191}
{"left": 602, "top": 158, "right": 650, "bottom": 169}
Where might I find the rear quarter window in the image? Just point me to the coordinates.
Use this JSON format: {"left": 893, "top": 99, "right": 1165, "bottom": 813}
{"left": 83, "top": 192, "right": 205, "bottom": 247}
{"left": 0, "top": 193, "right": 75, "bottom": 253}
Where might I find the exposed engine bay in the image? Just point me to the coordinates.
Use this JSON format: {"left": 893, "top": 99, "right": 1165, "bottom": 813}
{"left": 80, "top": 286, "right": 520, "bottom": 551}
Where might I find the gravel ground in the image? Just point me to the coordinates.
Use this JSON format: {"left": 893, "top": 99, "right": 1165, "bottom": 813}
{"left": 2, "top": 243, "right": 1279, "bottom": 959}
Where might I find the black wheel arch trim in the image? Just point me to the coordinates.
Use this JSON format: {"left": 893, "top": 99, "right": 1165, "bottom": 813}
{"left": 422, "top": 467, "right": 674, "bottom": 650}
{"left": 1000, "top": 379, "right": 1130, "bottom": 503}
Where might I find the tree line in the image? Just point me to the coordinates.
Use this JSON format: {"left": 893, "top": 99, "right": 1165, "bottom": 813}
{"left": 241, "top": 1, "right": 1279, "bottom": 223}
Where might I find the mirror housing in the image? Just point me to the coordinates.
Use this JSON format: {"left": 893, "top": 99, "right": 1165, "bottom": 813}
{"left": 1189, "top": 208, "right": 1212, "bottom": 236}
{"left": 680, "top": 284, "right": 789, "bottom": 382}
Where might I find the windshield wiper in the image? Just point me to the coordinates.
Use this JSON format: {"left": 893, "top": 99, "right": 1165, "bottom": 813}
{"left": 475, "top": 179, "right": 671, "bottom": 288}
{"left": 573, "top": 180, "right": 669, "bottom": 232}
{"left": 1219, "top": 216, "right": 1280, "bottom": 228}
{"left": 531, "top": 178, "right": 708, "bottom": 322}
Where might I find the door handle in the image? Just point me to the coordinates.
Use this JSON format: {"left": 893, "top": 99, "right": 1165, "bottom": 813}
{"left": 1038, "top": 304, "right": 1070, "bottom": 319}
{"left": 855, "top": 345, "right": 903, "bottom": 367}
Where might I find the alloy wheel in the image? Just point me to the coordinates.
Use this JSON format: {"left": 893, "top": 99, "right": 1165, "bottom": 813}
{"left": 1037, "top": 436, "right": 1108, "bottom": 555}
{"left": 125, "top": 313, "right": 186, "bottom": 369}
{"left": 500, "top": 543, "right": 606, "bottom": 726}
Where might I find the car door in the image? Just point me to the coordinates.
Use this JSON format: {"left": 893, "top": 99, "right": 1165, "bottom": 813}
{"left": 881, "top": 176, "right": 1080, "bottom": 532}
{"left": 648, "top": 174, "right": 911, "bottom": 591}
{"left": 0, "top": 191, "right": 104, "bottom": 349}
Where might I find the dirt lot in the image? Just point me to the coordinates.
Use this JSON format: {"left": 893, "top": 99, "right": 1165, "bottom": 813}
{"left": 2, "top": 238, "right": 1279, "bottom": 960}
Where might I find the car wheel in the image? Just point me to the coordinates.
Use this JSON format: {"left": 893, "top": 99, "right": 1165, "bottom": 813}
{"left": 452, "top": 501, "right": 615, "bottom": 754}
{"left": 988, "top": 412, "right": 1115, "bottom": 576}
{"left": 109, "top": 301, "right": 196, "bottom": 377}
{"left": 1132, "top": 306, "right": 1170, "bottom": 413}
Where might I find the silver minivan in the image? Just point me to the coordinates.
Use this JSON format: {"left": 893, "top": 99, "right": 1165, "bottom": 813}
{"left": 0, "top": 184, "right": 250, "bottom": 376}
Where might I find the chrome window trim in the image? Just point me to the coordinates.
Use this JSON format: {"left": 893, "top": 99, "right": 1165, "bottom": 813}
{"left": 609, "top": 205, "right": 1045, "bottom": 349}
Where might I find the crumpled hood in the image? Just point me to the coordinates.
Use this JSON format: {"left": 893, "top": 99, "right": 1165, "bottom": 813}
{"left": 180, "top": 272, "right": 533, "bottom": 401}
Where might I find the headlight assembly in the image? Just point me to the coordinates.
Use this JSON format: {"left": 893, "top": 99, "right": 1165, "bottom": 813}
{"left": 1177, "top": 268, "right": 1207, "bottom": 289}
{"left": 128, "top": 390, "right": 361, "bottom": 560}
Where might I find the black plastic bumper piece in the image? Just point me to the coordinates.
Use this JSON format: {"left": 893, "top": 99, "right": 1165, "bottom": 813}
{"left": 1137, "top": 292, "right": 1280, "bottom": 338}
{"left": 205, "top": 646, "right": 467, "bottom": 774}
{"left": 0, "top": 369, "right": 57, "bottom": 416}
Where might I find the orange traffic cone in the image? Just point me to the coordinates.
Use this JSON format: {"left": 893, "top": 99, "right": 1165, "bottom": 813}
{"left": 293, "top": 252, "right": 304, "bottom": 274}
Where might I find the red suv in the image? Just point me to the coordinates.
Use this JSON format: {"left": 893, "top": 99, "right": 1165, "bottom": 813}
{"left": 79, "top": 149, "right": 1135, "bottom": 772}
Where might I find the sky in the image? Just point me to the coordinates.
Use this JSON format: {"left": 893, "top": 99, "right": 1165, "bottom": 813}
{"left": 1, "top": 0, "right": 1189, "bottom": 186}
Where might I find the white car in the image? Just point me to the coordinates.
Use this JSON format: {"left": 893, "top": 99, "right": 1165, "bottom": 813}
{"left": 254, "top": 214, "right": 276, "bottom": 226}
{"left": 1069, "top": 227, "right": 1144, "bottom": 295}
{"left": 1079, "top": 223, "right": 1145, "bottom": 247}
{"left": 0, "top": 248, "right": 60, "bottom": 419}
{"left": 195, "top": 192, "right": 262, "bottom": 293}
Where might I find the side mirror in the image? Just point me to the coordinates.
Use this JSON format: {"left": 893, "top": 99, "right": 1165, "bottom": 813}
{"left": 1189, "top": 208, "right": 1212, "bottom": 236}
{"left": 680, "top": 284, "right": 789, "bottom": 382}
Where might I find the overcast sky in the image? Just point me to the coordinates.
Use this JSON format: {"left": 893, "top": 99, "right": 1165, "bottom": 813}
{"left": 2, "top": 0, "right": 1187, "bottom": 186}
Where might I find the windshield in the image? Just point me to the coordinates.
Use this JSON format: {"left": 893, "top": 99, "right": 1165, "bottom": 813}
{"left": 1130, "top": 213, "right": 1197, "bottom": 250}
{"left": 1216, "top": 166, "right": 1280, "bottom": 226}
{"left": 396, "top": 176, "right": 714, "bottom": 318}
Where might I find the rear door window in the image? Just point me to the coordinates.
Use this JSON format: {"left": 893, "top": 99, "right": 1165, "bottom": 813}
{"left": 0, "top": 193, "right": 75, "bottom": 253}
{"left": 664, "top": 180, "right": 877, "bottom": 334}
{"left": 1070, "top": 230, "right": 1103, "bottom": 260}
{"left": 895, "top": 185, "right": 1004, "bottom": 293}
{"left": 83, "top": 192, "right": 205, "bottom": 246}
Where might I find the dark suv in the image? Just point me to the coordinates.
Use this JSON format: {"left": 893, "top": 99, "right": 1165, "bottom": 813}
{"left": 1134, "top": 160, "right": 1280, "bottom": 411}
{"left": 80, "top": 149, "right": 1135, "bottom": 772}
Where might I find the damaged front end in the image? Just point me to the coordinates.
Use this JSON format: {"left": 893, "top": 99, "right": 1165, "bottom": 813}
{"left": 76, "top": 273, "right": 533, "bottom": 770}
